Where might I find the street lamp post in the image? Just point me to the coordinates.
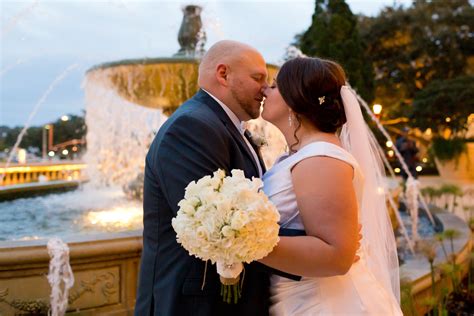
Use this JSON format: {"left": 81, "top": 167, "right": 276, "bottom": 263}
{"left": 42, "top": 125, "right": 47, "bottom": 160}
{"left": 43, "top": 124, "right": 54, "bottom": 161}
{"left": 43, "top": 124, "right": 53, "bottom": 160}
{"left": 48, "top": 124, "right": 54, "bottom": 151}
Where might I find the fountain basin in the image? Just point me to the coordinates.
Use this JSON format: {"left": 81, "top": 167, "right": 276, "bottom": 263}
{"left": 400, "top": 206, "right": 472, "bottom": 315}
{"left": 0, "top": 231, "right": 142, "bottom": 315}
{"left": 86, "top": 58, "right": 279, "bottom": 115}
{"left": 0, "top": 206, "right": 470, "bottom": 315}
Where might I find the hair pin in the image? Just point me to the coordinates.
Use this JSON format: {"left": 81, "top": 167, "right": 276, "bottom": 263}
{"left": 318, "top": 96, "right": 325, "bottom": 105}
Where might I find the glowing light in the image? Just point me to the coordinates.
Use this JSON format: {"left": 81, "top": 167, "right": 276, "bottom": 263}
{"left": 386, "top": 141, "right": 393, "bottom": 148}
{"left": 72, "top": 146, "right": 78, "bottom": 152}
{"left": 373, "top": 104, "right": 382, "bottom": 115}
{"left": 45, "top": 124, "right": 51, "bottom": 130}
{"left": 19, "top": 236, "right": 41, "bottom": 241}
{"left": 17, "top": 149, "right": 26, "bottom": 164}
{"left": 416, "top": 166, "right": 423, "bottom": 172}
{"left": 468, "top": 113, "right": 474, "bottom": 123}
{"left": 48, "top": 151, "right": 55, "bottom": 157}
{"left": 394, "top": 168, "right": 401, "bottom": 173}
{"left": 62, "top": 149, "right": 69, "bottom": 155}
{"left": 425, "top": 128, "right": 432, "bottom": 136}
{"left": 0, "top": 163, "right": 85, "bottom": 174}
{"left": 388, "top": 150, "right": 394, "bottom": 157}
{"left": 85, "top": 207, "right": 142, "bottom": 229}
{"left": 445, "top": 117, "right": 451, "bottom": 123}
{"left": 61, "top": 115, "right": 70, "bottom": 122}
{"left": 422, "top": 158, "right": 428, "bottom": 163}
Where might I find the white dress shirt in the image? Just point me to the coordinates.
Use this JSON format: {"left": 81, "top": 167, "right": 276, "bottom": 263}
{"left": 203, "top": 89, "right": 263, "bottom": 177}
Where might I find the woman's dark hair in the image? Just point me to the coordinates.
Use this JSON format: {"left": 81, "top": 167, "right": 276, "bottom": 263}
{"left": 277, "top": 57, "right": 347, "bottom": 140}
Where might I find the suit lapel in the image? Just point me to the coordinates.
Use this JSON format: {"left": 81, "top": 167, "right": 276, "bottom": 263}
{"left": 195, "top": 90, "right": 261, "bottom": 176}
{"left": 244, "top": 130, "right": 266, "bottom": 174}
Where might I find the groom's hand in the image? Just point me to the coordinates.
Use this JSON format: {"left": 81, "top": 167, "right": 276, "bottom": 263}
{"left": 354, "top": 224, "right": 362, "bottom": 263}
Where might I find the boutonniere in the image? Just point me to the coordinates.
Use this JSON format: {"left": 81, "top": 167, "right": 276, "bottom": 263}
{"left": 249, "top": 133, "right": 267, "bottom": 147}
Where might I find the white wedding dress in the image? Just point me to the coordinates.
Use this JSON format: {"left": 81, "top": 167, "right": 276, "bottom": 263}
{"left": 262, "top": 141, "right": 402, "bottom": 315}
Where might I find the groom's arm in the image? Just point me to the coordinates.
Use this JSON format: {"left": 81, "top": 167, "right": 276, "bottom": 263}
{"left": 153, "top": 114, "right": 230, "bottom": 215}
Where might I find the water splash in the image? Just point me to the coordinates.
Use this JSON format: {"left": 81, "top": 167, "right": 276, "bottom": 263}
{"left": 85, "top": 206, "right": 142, "bottom": 229}
{"left": 352, "top": 87, "right": 435, "bottom": 226}
{"left": 83, "top": 69, "right": 165, "bottom": 187}
{"left": 47, "top": 238, "right": 74, "bottom": 316}
{"left": 0, "top": 185, "right": 142, "bottom": 240}
{"left": 0, "top": 63, "right": 80, "bottom": 182}
{"left": 1, "top": 57, "right": 26, "bottom": 77}
{"left": 1, "top": 0, "right": 39, "bottom": 39}
{"left": 247, "top": 117, "right": 287, "bottom": 168}
{"left": 278, "top": 45, "right": 306, "bottom": 65}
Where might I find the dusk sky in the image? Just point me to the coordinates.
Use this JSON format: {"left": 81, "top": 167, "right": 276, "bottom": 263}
{"left": 1, "top": 0, "right": 412, "bottom": 127}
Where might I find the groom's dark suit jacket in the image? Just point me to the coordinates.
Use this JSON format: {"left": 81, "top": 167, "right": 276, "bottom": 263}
{"left": 134, "top": 89, "right": 272, "bottom": 316}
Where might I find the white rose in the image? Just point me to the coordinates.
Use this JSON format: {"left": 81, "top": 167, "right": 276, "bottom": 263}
{"left": 221, "top": 225, "right": 235, "bottom": 238}
{"left": 230, "top": 211, "right": 249, "bottom": 230}
{"left": 199, "top": 189, "right": 219, "bottom": 205}
{"left": 230, "top": 169, "right": 245, "bottom": 179}
{"left": 214, "top": 198, "right": 232, "bottom": 216}
{"left": 184, "top": 181, "right": 200, "bottom": 199}
{"left": 188, "top": 196, "right": 201, "bottom": 208}
{"left": 196, "top": 226, "right": 210, "bottom": 240}
{"left": 179, "top": 203, "right": 196, "bottom": 216}
{"left": 213, "top": 169, "right": 226, "bottom": 179}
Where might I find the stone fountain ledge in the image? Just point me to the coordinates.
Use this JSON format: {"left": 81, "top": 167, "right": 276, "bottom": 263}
{"left": 0, "top": 179, "right": 86, "bottom": 201}
{"left": 400, "top": 206, "right": 472, "bottom": 315}
{"left": 1, "top": 207, "right": 470, "bottom": 315}
{"left": 0, "top": 230, "right": 142, "bottom": 267}
{"left": 0, "top": 230, "right": 143, "bottom": 315}
{"left": 86, "top": 57, "right": 280, "bottom": 73}
{"left": 86, "top": 57, "right": 201, "bottom": 73}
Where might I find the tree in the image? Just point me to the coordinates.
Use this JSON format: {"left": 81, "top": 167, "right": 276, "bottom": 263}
{"left": 51, "top": 114, "right": 86, "bottom": 147}
{"left": 411, "top": 76, "right": 474, "bottom": 137}
{"left": 0, "top": 113, "right": 86, "bottom": 155}
{"left": 297, "top": 0, "right": 375, "bottom": 102}
{"left": 360, "top": 0, "right": 474, "bottom": 120}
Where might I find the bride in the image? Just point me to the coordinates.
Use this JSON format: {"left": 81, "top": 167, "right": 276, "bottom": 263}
{"left": 258, "top": 57, "right": 403, "bottom": 315}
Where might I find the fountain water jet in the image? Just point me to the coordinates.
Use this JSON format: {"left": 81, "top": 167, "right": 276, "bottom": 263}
{"left": 0, "top": 64, "right": 80, "bottom": 183}
{"left": 1, "top": 0, "right": 39, "bottom": 38}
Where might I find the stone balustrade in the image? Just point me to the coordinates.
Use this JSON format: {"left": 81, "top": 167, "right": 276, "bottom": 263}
{"left": 0, "top": 162, "right": 86, "bottom": 186}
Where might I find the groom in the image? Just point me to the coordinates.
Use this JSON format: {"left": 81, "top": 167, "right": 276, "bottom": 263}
{"left": 134, "top": 40, "right": 274, "bottom": 316}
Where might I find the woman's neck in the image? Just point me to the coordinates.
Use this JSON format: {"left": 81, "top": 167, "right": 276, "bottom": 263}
{"left": 282, "top": 122, "right": 340, "bottom": 153}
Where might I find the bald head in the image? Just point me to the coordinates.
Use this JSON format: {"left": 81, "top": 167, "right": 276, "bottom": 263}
{"left": 198, "top": 40, "right": 264, "bottom": 89}
{"left": 197, "top": 40, "right": 268, "bottom": 121}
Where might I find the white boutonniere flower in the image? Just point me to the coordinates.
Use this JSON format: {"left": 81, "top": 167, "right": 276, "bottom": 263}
{"left": 250, "top": 133, "right": 267, "bottom": 147}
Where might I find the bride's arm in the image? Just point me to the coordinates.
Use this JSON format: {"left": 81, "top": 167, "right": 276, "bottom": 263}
{"left": 259, "top": 156, "right": 359, "bottom": 277}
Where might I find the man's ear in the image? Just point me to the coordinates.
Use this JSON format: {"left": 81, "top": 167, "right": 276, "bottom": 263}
{"left": 216, "top": 64, "right": 229, "bottom": 87}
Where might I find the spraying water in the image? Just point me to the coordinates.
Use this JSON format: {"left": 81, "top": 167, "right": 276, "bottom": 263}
{"left": 1, "top": 0, "right": 39, "bottom": 39}
{"left": 83, "top": 67, "right": 166, "bottom": 187}
{"left": 353, "top": 90, "right": 435, "bottom": 226}
{"left": 0, "top": 63, "right": 80, "bottom": 181}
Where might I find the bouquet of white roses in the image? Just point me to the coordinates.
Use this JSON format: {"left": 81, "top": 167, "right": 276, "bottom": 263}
{"left": 171, "top": 169, "right": 280, "bottom": 303}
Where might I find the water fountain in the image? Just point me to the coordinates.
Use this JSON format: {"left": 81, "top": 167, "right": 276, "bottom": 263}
{"left": 0, "top": 5, "right": 282, "bottom": 315}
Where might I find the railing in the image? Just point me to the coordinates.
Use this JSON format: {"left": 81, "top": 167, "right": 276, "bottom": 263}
{"left": 0, "top": 162, "right": 86, "bottom": 186}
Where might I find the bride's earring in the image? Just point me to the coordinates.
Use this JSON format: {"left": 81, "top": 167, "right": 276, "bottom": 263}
{"left": 288, "top": 109, "right": 293, "bottom": 127}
